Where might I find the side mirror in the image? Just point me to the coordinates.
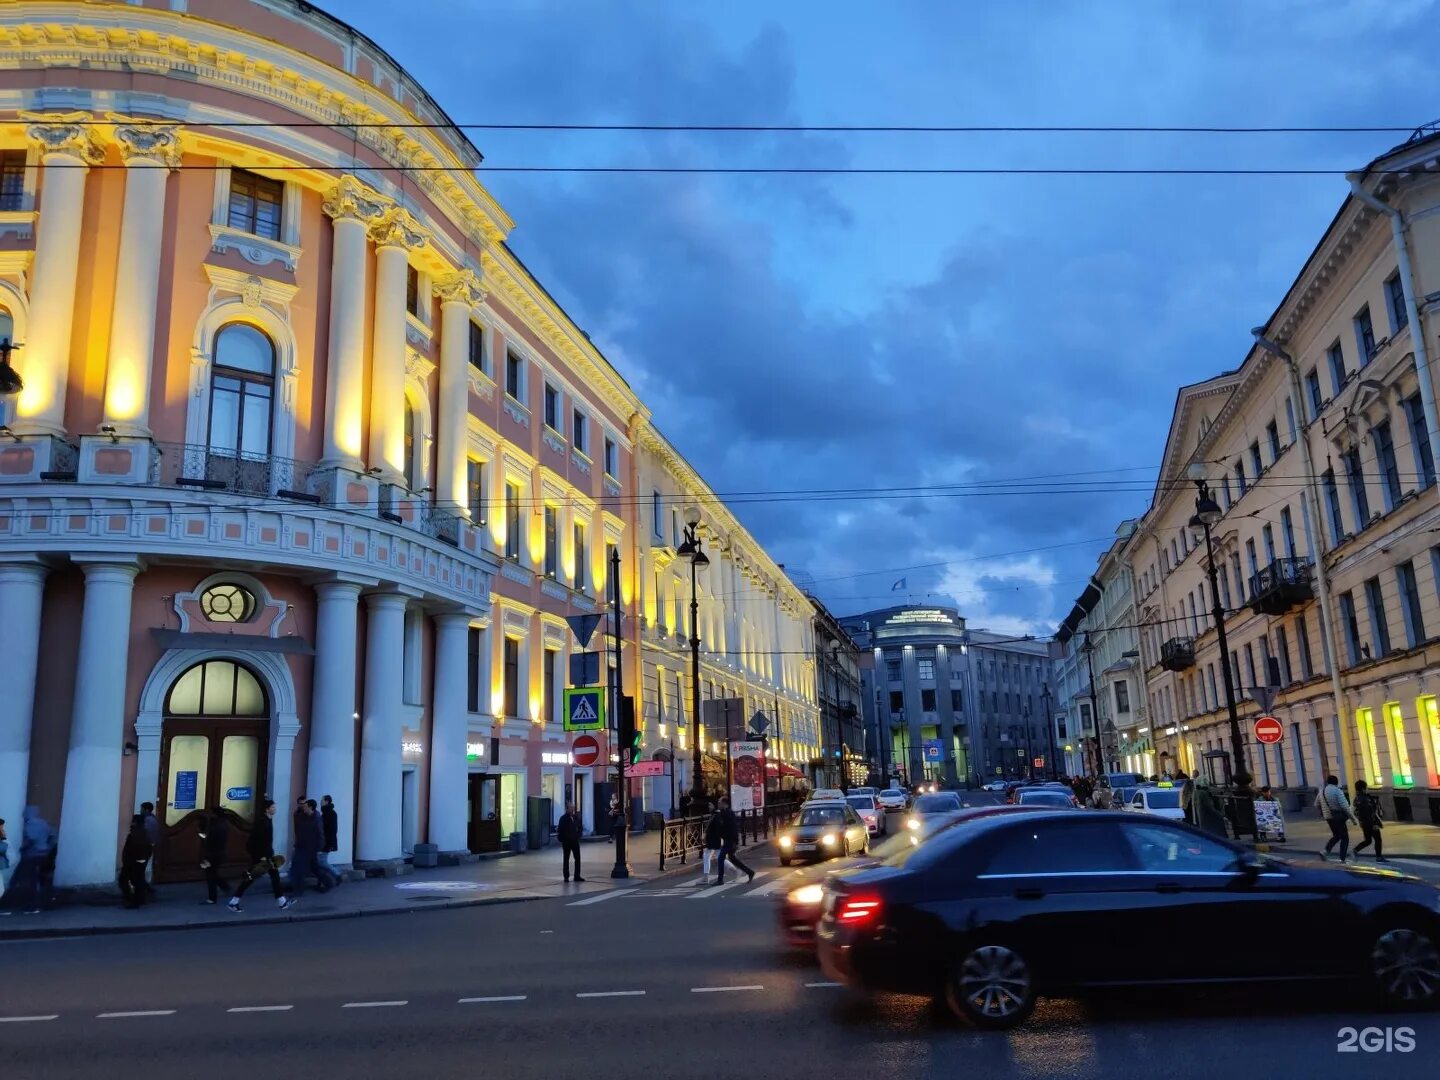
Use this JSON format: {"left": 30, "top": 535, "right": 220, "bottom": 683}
{"left": 1236, "top": 851, "right": 1265, "bottom": 877}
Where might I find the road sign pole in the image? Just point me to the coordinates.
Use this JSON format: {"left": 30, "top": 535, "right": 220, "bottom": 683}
{"left": 610, "top": 544, "right": 630, "bottom": 879}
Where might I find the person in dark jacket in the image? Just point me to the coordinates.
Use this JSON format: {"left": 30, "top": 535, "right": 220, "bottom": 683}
{"left": 118, "top": 814, "right": 152, "bottom": 909}
{"left": 199, "top": 807, "right": 231, "bottom": 904}
{"left": 1352, "top": 780, "right": 1386, "bottom": 862}
{"left": 288, "top": 797, "right": 325, "bottom": 902}
{"left": 713, "top": 797, "right": 754, "bottom": 885}
{"left": 304, "top": 799, "right": 339, "bottom": 890}
{"left": 227, "top": 800, "right": 291, "bottom": 913}
{"left": 703, "top": 808, "right": 724, "bottom": 881}
{"left": 318, "top": 794, "right": 341, "bottom": 883}
{"left": 139, "top": 801, "right": 160, "bottom": 897}
{"left": 557, "top": 803, "right": 584, "bottom": 882}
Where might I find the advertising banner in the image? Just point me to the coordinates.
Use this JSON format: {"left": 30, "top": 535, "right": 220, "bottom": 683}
{"left": 729, "top": 740, "right": 765, "bottom": 811}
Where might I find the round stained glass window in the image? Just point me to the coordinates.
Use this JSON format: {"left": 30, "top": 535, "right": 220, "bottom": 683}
{"left": 200, "top": 583, "right": 256, "bottom": 623}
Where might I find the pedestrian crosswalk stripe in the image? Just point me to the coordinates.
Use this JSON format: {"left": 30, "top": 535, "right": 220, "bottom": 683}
{"left": 741, "top": 877, "right": 791, "bottom": 897}
{"left": 567, "top": 888, "right": 637, "bottom": 906}
{"left": 687, "top": 881, "right": 744, "bottom": 898}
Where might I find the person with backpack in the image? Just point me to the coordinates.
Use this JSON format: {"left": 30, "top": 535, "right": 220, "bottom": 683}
{"left": 227, "top": 800, "right": 291, "bottom": 912}
{"left": 1352, "top": 780, "right": 1386, "bottom": 862}
{"left": 1316, "top": 775, "right": 1355, "bottom": 861}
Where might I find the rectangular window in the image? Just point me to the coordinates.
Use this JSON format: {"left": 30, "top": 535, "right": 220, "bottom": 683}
{"left": 604, "top": 437, "right": 618, "bottom": 478}
{"left": 604, "top": 542, "right": 618, "bottom": 598}
{"left": 226, "top": 168, "right": 283, "bottom": 240}
{"left": 1398, "top": 561, "right": 1425, "bottom": 648}
{"left": 921, "top": 688, "right": 937, "bottom": 712}
{"left": 1323, "top": 468, "right": 1344, "bottom": 546}
{"left": 1328, "top": 340, "right": 1347, "bottom": 394}
{"left": 1356, "top": 707, "right": 1382, "bottom": 784}
{"left": 1374, "top": 420, "right": 1402, "bottom": 510}
{"left": 1206, "top": 664, "right": 1218, "bottom": 709}
{"left": 889, "top": 691, "right": 904, "bottom": 714}
{"left": 1342, "top": 446, "right": 1370, "bottom": 529}
{"left": 1218, "top": 563, "right": 1232, "bottom": 609}
{"left": 1384, "top": 702, "right": 1415, "bottom": 787}
{"left": 1386, "top": 273, "right": 1408, "bottom": 334}
{"left": 504, "top": 483, "right": 521, "bottom": 561}
{"left": 466, "top": 627, "right": 481, "bottom": 713}
{"left": 1243, "top": 644, "right": 1257, "bottom": 687}
{"left": 1365, "top": 575, "right": 1392, "bottom": 656}
{"left": 1274, "top": 625, "right": 1292, "bottom": 685}
{"left": 951, "top": 688, "right": 963, "bottom": 712}
{"left": 543, "top": 383, "right": 560, "bottom": 431}
{"left": 0, "top": 150, "right": 25, "bottom": 212}
{"left": 503, "top": 638, "right": 520, "bottom": 718}
{"left": 1280, "top": 506, "right": 1297, "bottom": 559}
{"left": 505, "top": 350, "right": 524, "bottom": 402}
{"left": 1234, "top": 459, "right": 1247, "bottom": 496}
{"left": 1266, "top": 421, "right": 1281, "bottom": 462}
{"left": 1295, "top": 612, "right": 1314, "bottom": 679}
{"left": 1405, "top": 392, "right": 1436, "bottom": 489}
{"left": 1355, "top": 304, "right": 1376, "bottom": 365}
{"left": 1221, "top": 474, "right": 1233, "bottom": 509}
{"left": 652, "top": 491, "right": 664, "bottom": 538}
{"left": 885, "top": 659, "right": 902, "bottom": 682}
{"left": 1250, "top": 441, "right": 1264, "bottom": 477}
{"left": 542, "top": 649, "right": 557, "bottom": 725}
{"left": 1340, "top": 591, "right": 1362, "bottom": 666}
{"left": 1284, "top": 398, "right": 1298, "bottom": 444}
{"left": 917, "top": 657, "right": 936, "bottom": 681}
{"left": 406, "top": 265, "right": 420, "bottom": 317}
{"left": 573, "top": 522, "right": 588, "bottom": 593}
{"left": 1114, "top": 679, "right": 1130, "bottom": 714}
{"left": 1246, "top": 538, "right": 1259, "bottom": 579}
{"left": 543, "top": 506, "right": 558, "bottom": 577}
{"left": 1261, "top": 523, "right": 1276, "bottom": 565}
{"left": 572, "top": 409, "right": 588, "bottom": 455}
{"left": 468, "top": 320, "right": 487, "bottom": 373}
{"left": 1305, "top": 368, "right": 1323, "bottom": 420}
{"left": 466, "top": 458, "right": 486, "bottom": 524}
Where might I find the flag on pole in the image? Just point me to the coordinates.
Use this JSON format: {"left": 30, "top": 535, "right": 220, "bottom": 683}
{"left": 891, "top": 577, "right": 907, "bottom": 591}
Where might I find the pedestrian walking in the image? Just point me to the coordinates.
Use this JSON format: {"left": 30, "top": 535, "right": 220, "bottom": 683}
{"left": 713, "top": 796, "right": 754, "bottom": 885}
{"left": 288, "top": 797, "right": 324, "bottom": 903}
{"left": 318, "top": 794, "right": 342, "bottom": 884}
{"left": 1316, "top": 775, "right": 1355, "bottom": 861}
{"left": 0, "top": 806, "right": 55, "bottom": 914}
{"left": 607, "top": 794, "right": 621, "bottom": 843}
{"left": 557, "top": 802, "right": 584, "bottom": 882}
{"left": 1192, "top": 776, "right": 1230, "bottom": 837}
{"left": 199, "top": 806, "right": 231, "bottom": 904}
{"left": 702, "top": 809, "right": 723, "bottom": 880}
{"left": 0, "top": 818, "right": 9, "bottom": 897}
{"left": 1352, "top": 780, "right": 1386, "bottom": 862}
{"left": 304, "top": 799, "right": 339, "bottom": 890}
{"left": 227, "top": 800, "right": 291, "bottom": 912}
{"left": 117, "top": 814, "right": 152, "bottom": 909}
{"left": 139, "top": 801, "right": 160, "bottom": 896}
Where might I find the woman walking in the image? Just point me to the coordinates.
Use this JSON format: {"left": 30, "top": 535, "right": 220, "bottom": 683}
{"left": 1352, "top": 780, "right": 1386, "bottom": 862}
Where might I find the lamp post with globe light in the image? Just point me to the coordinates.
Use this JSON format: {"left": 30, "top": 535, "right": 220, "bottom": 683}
{"left": 675, "top": 507, "right": 710, "bottom": 805}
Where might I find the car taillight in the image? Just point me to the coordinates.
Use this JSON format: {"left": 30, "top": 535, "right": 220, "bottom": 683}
{"left": 837, "top": 895, "right": 882, "bottom": 924}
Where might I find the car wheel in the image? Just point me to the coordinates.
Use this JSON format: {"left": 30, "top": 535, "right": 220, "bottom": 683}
{"left": 779, "top": 857, "right": 791, "bottom": 867}
{"left": 944, "top": 944, "right": 1036, "bottom": 1030}
{"left": 860, "top": 836, "right": 870, "bottom": 856}
{"left": 1367, "top": 924, "right": 1440, "bottom": 1009}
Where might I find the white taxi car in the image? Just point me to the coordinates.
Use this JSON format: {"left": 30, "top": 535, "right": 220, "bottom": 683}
{"left": 1124, "top": 783, "right": 1185, "bottom": 821}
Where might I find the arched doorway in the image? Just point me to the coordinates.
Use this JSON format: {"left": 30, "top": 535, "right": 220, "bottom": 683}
{"left": 154, "top": 659, "right": 270, "bottom": 882}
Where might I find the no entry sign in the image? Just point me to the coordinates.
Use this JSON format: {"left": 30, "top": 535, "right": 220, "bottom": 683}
{"left": 572, "top": 733, "right": 601, "bottom": 767}
{"left": 1253, "top": 716, "right": 1284, "bottom": 744}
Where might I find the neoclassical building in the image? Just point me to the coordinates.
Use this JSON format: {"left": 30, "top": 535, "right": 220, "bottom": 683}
{"left": 0, "top": 0, "right": 815, "bottom": 887}
{"left": 1130, "top": 125, "right": 1440, "bottom": 820}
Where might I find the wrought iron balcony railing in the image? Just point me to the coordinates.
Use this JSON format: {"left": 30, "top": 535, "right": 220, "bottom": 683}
{"left": 1248, "top": 556, "right": 1314, "bottom": 617}
{"left": 1159, "top": 637, "right": 1196, "bottom": 671}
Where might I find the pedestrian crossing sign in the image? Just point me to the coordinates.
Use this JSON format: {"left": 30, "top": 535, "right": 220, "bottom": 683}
{"left": 563, "top": 686, "right": 605, "bottom": 732}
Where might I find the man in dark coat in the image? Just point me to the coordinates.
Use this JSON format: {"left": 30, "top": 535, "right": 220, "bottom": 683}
{"left": 319, "top": 794, "right": 341, "bottom": 883}
{"left": 557, "top": 803, "right": 584, "bottom": 883}
{"left": 713, "top": 797, "right": 754, "bottom": 885}
{"left": 227, "top": 800, "right": 290, "bottom": 913}
{"left": 200, "top": 807, "right": 231, "bottom": 904}
{"left": 118, "top": 814, "right": 152, "bottom": 909}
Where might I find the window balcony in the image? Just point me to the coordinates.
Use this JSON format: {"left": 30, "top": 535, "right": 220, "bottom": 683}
{"left": 1159, "top": 637, "right": 1195, "bottom": 672}
{"left": 1248, "top": 556, "right": 1314, "bottom": 617}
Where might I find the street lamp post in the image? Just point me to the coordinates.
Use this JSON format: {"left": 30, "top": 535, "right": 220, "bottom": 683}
{"left": 675, "top": 509, "right": 709, "bottom": 806}
{"left": 1186, "top": 468, "right": 1251, "bottom": 783}
{"left": 1081, "top": 634, "right": 1104, "bottom": 777}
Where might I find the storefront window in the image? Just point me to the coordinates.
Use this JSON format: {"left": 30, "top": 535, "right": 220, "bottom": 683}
{"left": 1355, "top": 707, "right": 1382, "bottom": 785}
{"left": 1383, "top": 702, "right": 1414, "bottom": 787}
{"left": 500, "top": 773, "right": 524, "bottom": 836}
{"left": 1420, "top": 696, "right": 1440, "bottom": 788}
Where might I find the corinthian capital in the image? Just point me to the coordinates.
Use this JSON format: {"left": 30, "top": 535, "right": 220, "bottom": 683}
{"left": 321, "top": 175, "right": 391, "bottom": 224}
{"left": 22, "top": 110, "right": 105, "bottom": 165}
{"left": 112, "top": 122, "right": 184, "bottom": 169}
{"left": 369, "top": 205, "right": 429, "bottom": 251}
{"left": 433, "top": 268, "right": 486, "bottom": 307}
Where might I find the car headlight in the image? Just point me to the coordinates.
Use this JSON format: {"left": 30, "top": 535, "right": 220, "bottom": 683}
{"left": 788, "top": 883, "right": 825, "bottom": 906}
{"left": 821, "top": 833, "right": 838, "bottom": 846}
{"left": 906, "top": 817, "right": 920, "bottom": 830}
{"left": 779, "top": 835, "right": 792, "bottom": 848}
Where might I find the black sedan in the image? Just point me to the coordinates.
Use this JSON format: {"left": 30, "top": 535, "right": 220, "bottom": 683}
{"left": 817, "top": 810, "right": 1440, "bottom": 1029}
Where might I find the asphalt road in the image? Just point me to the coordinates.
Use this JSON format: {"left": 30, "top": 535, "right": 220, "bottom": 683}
{"left": 3, "top": 842, "right": 1438, "bottom": 1080}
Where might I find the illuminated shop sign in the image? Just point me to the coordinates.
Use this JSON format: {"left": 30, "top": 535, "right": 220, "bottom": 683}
{"left": 885, "top": 609, "right": 955, "bottom": 626}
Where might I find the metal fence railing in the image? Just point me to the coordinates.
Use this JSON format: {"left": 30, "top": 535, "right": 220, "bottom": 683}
{"left": 657, "top": 801, "right": 799, "bottom": 869}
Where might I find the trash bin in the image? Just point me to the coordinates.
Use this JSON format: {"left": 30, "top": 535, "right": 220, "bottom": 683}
{"left": 527, "top": 796, "right": 552, "bottom": 850}
{"left": 508, "top": 831, "right": 527, "bottom": 854}
{"left": 412, "top": 842, "right": 439, "bottom": 869}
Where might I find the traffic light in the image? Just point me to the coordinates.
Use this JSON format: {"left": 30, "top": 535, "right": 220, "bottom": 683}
{"left": 618, "top": 695, "right": 639, "bottom": 763}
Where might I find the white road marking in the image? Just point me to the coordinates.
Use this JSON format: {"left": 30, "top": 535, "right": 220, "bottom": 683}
{"left": 567, "top": 888, "right": 637, "bottom": 906}
{"left": 805, "top": 981, "right": 842, "bottom": 988}
{"left": 97, "top": 1010, "right": 176, "bottom": 1019}
{"left": 539, "top": 930, "right": 555, "bottom": 934}
{"left": 742, "top": 877, "right": 792, "bottom": 897}
{"left": 688, "top": 881, "right": 743, "bottom": 898}
{"left": 0, "top": 1015, "right": 58, "bottom": 1023}
{"left": 458, "top": 995, "right": 527, "bottom": 1004}
{"left": 228, "top": 1005, "right": 293, "bottom": 1014}
{"left": 576, "top": 990, "right": 645, "bottom": 999}
{"left": 341, "top": 1000, "right": 407, "bottom": 1009}
{"left": 691, "top": 985, "right": 764, "bottom": 994}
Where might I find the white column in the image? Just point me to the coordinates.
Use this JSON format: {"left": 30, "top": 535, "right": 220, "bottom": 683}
{"left": 356, "top": 591, "right": 407, "bottom": 864}
{"left": 0, "top": 561, "right": 47, "bottom": 851}
{"left": 429, "top": 611, "right": 472, "bottom": 853}
{"left": 101, "top": 124, "right": 181, "bottom": 436}
{"left": 434, "top": 272, "right": 483, "bottom": 517}
{"left": 368, "top": 208, "right": 427, "bottom": 482}
{"left": 320, "top": 177, "right": 388, "bottom": 469}
{"left": 14, "top": 114, "right": 102, "bottom": 436}
{"left": 53, "top": 559, "right": 140, "bottom": 888}
{"left": 307, "top": 579, "right": 362, "bottom": 866}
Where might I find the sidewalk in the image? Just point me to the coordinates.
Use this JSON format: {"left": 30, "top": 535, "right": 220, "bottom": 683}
{"left": 0, "top": 829, "right": 687, "bottom": 941}
{"left": 1256, "top": 808, "right": 1440, "bottom": 859}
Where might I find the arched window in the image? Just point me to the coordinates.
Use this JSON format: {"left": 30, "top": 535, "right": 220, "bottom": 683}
{"left": 208, "top": 323, "right": 274, "bottom": 458}
{"left": 403, "top": 398, "right": 417, "bottom": 490}
{"left": 166, "top": 659, "right": 267, "bottom": 717}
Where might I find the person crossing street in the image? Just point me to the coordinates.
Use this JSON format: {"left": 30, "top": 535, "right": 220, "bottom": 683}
{"left": 1316, "top": 775, "right": 1355, "bottom": 862}
{"left": 713, "top": 796, "right": 754, "bottom": 886}
{"left": 1352, "top": 780, "right": 1386, "bottom": 862}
